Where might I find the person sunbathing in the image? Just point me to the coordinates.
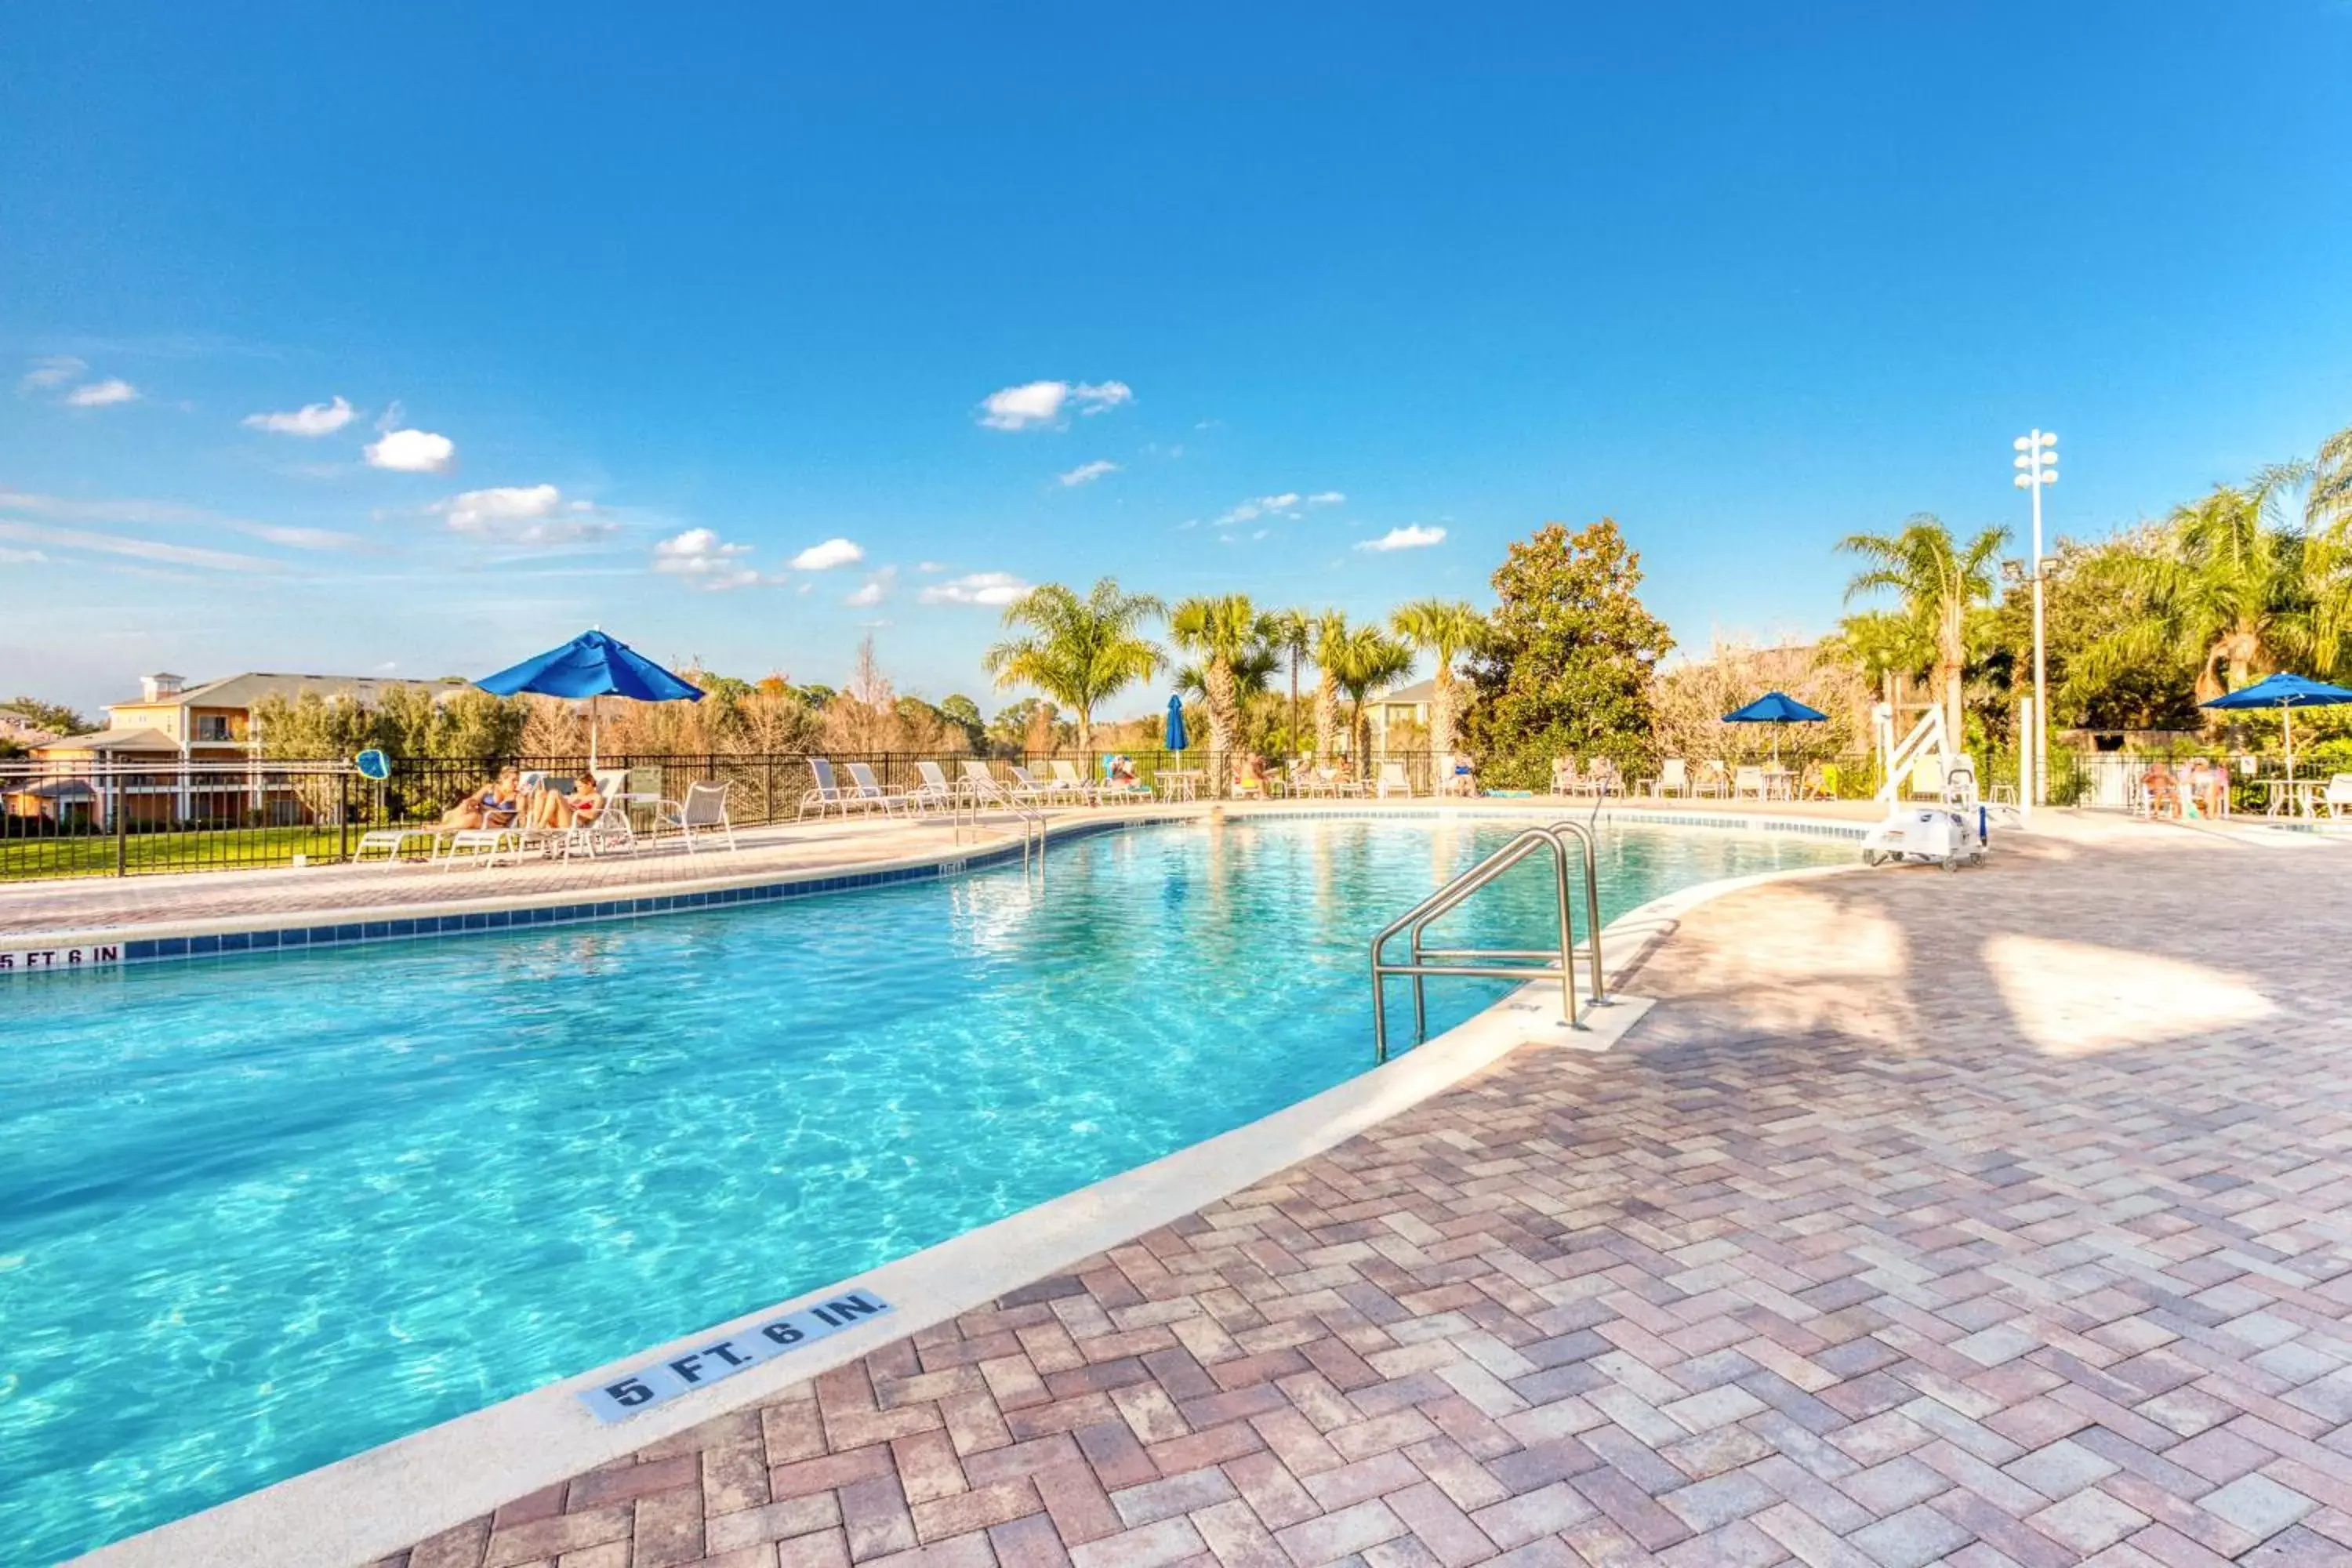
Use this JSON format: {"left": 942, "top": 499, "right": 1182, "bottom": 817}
{"left": 440, "top": 766, "right": 523, "bottom": 830}
{"left": 2142, "top": 760, "right": 2180, "bottom": 818}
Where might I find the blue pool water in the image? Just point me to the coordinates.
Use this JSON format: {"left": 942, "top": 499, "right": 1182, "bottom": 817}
{"left": 0, "top": 815, "right": 1849, "bottom": 1563}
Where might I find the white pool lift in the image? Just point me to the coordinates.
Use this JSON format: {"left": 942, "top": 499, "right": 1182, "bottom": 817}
{"left": 1861, "top": 706, "right": 1989, "bottom": 873}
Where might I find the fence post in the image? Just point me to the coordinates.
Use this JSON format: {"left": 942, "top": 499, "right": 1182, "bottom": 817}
{"left": 339, "top": 770, "right": 351, "bottom": 863}
{"left": 764, "top": 757, "right": 775, "bottom": 825}
{"left": 114, "top": 771, "right": 128, "bottom": 877}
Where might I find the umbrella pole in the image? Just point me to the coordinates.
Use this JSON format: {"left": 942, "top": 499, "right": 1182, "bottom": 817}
{"left": 590, "top": 696, "right": 600, "bottom": 772}
{"left": 2285, "top": 705, "right": 2294, "bottom": 782}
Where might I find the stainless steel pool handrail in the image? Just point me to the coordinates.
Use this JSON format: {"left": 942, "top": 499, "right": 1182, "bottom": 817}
{"left": 1367, "top": 822, "right": 1606, "bottom": 1062}
{"left": 951, "top": 779, "right": 1046, "bottom": 871}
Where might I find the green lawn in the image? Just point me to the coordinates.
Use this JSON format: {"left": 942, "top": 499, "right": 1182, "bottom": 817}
{"left": 0, "top": 825, "right": 365, "bottom": 881}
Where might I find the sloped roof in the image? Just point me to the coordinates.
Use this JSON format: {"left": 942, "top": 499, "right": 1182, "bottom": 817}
{"left": 38, "top": 727, "right": 181, "bottom": 753}
{"left": 113, "top": 672, "right": 466, "bottom": 710}
{"left": 1376, "top": 677, "right": 1438, "bottom": 706}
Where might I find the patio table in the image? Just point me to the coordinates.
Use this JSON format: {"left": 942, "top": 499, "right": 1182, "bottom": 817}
{"left": 1156, "top": 768, "right": 1206, "bottom": 801}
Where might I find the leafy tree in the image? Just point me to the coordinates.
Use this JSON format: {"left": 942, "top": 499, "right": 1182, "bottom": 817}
{"left": 1828, "top": 611, "right": 1932, "bottom": 714}
{"left": 1984, "top": 531, "right": 2201, "bottom": 731}
{"left": 1308, "top": 609, "right": 1350, "bottom": 759}
{"left": 986, "top": 698, "right": 1047, "bottom": 757}
{"left": 1839, "top": 514, "right": 2008, "bottom": 745}
{"left": 982, "top": 576, "right": 1164, "bottom": 753}
{"left": 938, "top": 694, "right": 987, "bottom": 754}
{"left": 2076, "top": 473, "right": 2315, "bottom": 705}
{"left": 1388, "top": 598, "right": 1486, "bottom": 757}
{"left": 1460, "top": 519, "right": 1674, "bottom": 789}
{"left": 1169, "top": 593, "right": 1274, "bottom": 789}
{"left": 1323, "top": 623, "right": 1414, "bottom": 761}
{"left": 2, "top": 695, "right": 92, "bottom": 737}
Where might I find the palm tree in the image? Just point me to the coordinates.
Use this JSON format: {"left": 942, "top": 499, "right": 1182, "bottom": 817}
{"left": 982, "top": 577, "right": 1164, "bottom": 753}
{"left": 1388, "top": 599, "right": 1486, "bottom": 759}
{"left": 1831, "top": 609, "right": 1933, "bottom": 714}
{"left": 2082, "top": 474, "right": 2316, "bottom": 703}
{"left": 1266, "top": 608, "right": 1312, "bottom": 758}
{"left": 1309, "top": 609, "right": 1349, "bottom": 759}
{"left": 1169, "top": 593, "right": 1274, "bottom": 790}
{"left": 1840, "top": 515, "right": 2008, "bottom": 743}
{"left": 1325, "top": 623, "right": 1414, "bottom": 764}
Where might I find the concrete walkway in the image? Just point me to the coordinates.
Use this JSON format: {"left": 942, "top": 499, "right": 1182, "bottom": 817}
{"left": 347, "top": 819, "right": 2352, "bottom": 1568}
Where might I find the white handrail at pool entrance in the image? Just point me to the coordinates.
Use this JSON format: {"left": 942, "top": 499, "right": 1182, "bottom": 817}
{"left": 947, "top": 766, "right": 1047, "bottom": 872}
{"left": 1367, "top": 819, "right": 1606, "bottom": 1062}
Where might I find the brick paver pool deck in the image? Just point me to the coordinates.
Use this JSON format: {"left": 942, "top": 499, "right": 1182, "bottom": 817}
{"left": 86, "top": 811, "right": 2352, "bottom": 1567}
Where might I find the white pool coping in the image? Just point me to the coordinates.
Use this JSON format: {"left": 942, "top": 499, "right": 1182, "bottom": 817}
{"left": 73, "top": 815, "right": 1868, "bottom": 1568}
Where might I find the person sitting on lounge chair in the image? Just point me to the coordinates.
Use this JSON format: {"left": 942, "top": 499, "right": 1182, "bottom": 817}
{"left": 2142, "top": 760, "right": 2180, "bottom": 818}
{"left": 441, "top": 766, "right": 523, "bottom": 830}
{"left": 521, "top": 771, "right": 603, "bottom": 830}
{"left": 1109, "top": 754, "right": 1138, "bottom": 787}
{"left": 2183, "top": 757, "right": 2226, "bottom": 819}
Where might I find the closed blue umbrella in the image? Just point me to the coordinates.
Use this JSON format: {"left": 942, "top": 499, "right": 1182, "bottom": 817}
{"left": 1163, "top": 694, "right": 1189, "bottom": 753}
{"left": 477, "top": 628, "right": 703, "bottom": 768}
{"left": 1722, "top": 691, "right": 1828, "bottom": 765}
{"left": 2201, "top": 672, "right": 2352, "bottom": 779}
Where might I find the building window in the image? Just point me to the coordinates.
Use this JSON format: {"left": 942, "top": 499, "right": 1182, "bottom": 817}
{"left": 194, "top": 716, "right": 232, "bottom": 742}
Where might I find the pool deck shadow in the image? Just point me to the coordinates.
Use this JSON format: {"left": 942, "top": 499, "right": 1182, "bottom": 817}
{"left": 82, "top": 811, "right": 2352, "bottom": 1567}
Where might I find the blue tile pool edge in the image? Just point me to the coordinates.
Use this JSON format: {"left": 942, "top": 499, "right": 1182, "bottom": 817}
{"left": 6, "top": 807, "right": 1867, "bottom": 975}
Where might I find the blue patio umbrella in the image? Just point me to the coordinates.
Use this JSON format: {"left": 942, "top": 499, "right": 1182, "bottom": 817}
{"left": 1722, "top": 691, "right": 1828, "bottom": 765}
{"left": 1163, "top": 694, "right": 1189, "bottom": 753}
{"left": 476, "top": 628, "right": 703, "bottom": 767}
{"left": 2201, "top": 672, "right": 2352, "bottom": 779}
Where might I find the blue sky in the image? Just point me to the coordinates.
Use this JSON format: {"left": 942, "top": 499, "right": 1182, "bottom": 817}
{"left": 4, "top": 3, "right": 2348, "bottom": 717}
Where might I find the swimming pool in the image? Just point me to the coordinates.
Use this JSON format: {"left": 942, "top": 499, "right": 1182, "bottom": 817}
{"left": 0, "top": 814, "right": 1849, "bottom": 1562}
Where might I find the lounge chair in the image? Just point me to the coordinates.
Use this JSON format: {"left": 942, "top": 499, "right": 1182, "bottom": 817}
{"left": 1586, "top": 759, "right": 1622, "bottom": 798}
{"left": 2321, "top": 774, "right": 2352, "bottom": 819}
{"left": 1549, "top": 757, "right": 1581, "bottom": 797}
{"left": 913, "top": 761, "right": 957, "bottom": 813}
{"left": 800, "top": 758, "right": 852, "bottom": 819}
{"left": 1098, "top": 759, "right": 1152, "bottom": 802}
{"left": 1436, "top": 753, "right": 1475, "bottom": 797}
{"left": 561, "top": 771, "right": 640, "bottom": 858}
{"left": 1375, "top": 760, "right": 1413, "bottom": 799}
{"left": 1290, "top": 760, "right": 1331, "bottom": 798}
{"left": 1648, "top": 758, "right": 1690, "bottom": 799}
{"left": 1315, "top": 764, "right": 1364, "bottom": 799}
{"left": 441, "top": 826, "right": 522, "bottom": 868}
{"left": 959, "top": 759, "right": 1010, "bottom": 804}
{"left": 1048, "top": 759, "right": 1100, "bottom": 804}
{"left": 1005, "top": 765, "right": 1057, "bottom": 805}
{"left": 353, "top": 825, "right": 445, "bottom": 867}
{"left": 655, "top": 780, "right": 737, "bottom": 853}
{"left": 1732, "top": 764, "right": 1766, "bottom": 801}
{"left": 1693, "top": 760, "right": 1729, "bottom": 799}
{"left": 847, "top": 760, "right": 920, "bottom": 815}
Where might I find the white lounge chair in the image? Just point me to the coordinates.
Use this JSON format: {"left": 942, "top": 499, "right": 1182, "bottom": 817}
{"left": 1048, "top": 759, "right": 1099, "bottom": 804}
{"left": 1004, "top": 765, "right": 1056, "bottom": 805}
{"left": 1375, "top": 760, "right": 1413, "bottom": 799}
{"left": 1732, "top": 764, "right": 1766, "bottom": 801}
{"left": 847, "top": 761, "right": 919, "bottom": 815}
{"left": 1550, "top": 757, "right": 1581, "bottom": 797}
{"left": 1312, "top": 764, "right": 1363, "bottom": 799}
{"left": 655, "top": 780, "right": 737, "bottom": 853}
{"left": 800, "top": 758, "right": 852, "bottom": 818}
{"left": 560, "top": 771, "right": 639, "bottom": 858}
{"left": 1098, "top": 758, "right": 1152, "bottom": 802}
{"left": 1693, "top": 760, "right": 1729, "bottom": 799}
{"left": 959, "top": 759, "right": 1009, "bottom": 804}
{"left": 2321, "top": 774, "right": 2352, "bottom": 819}
{"left": 1650, "top": 759, "right": 1690, "bottom": 799}
{"left": 913, "top": 760, "right": 957, "bottom": 813}
{"left": 1586, "top": 758, "right": 1622, "bottom": 798}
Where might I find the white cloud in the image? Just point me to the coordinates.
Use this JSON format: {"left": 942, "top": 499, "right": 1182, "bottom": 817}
{"left": 652, "top": 527, "right": 760, "bottom": 590}
{"left": 916, "top": 561, "right": 947, "bottom": 573}
{"left": 244, "top": 396, "right": 354, "bottom": 437}
{"left": 920, "top": 570, "right": 1030, "bottom": 607}
{"left": 18, "top": 356, "right": 85, "bottom": 394}
{"left": 65, "top": 378, "right": 140, "bottom": 408}
{"left": 845, "top": 565, "right": 898, "bottom": 607}
{"left": 0, "top": 546, "right": 49, "bottom": 564}
{"left": 366, "top": 427, "right": 457, "bottom": 473}
{"left": 437, "top": 483, "right": 612, "bottom": 546}
{"left": 1212, "top": 488, "right": 1344, "bottom": 527}
{"left": 1057, "top": 459, "right": 1120, "bottom": 488}
{"left": 1358, "top": 524, "right": 1447, "bottom": 553}
{"left": 976, "top": 378, "right": 1133, "bottom": 430}
{"left": 789, "top": 536, "right": 865, "bottom": 571}
{"left": 0, "top": 519, "right": 285, "bottom": 572}
{"left": 0, "top": 488, "right": 359, "bottom": 550}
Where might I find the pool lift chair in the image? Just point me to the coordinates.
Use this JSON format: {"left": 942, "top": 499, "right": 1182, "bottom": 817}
{"left": 1860, "top": 708, "right": 1989, "bottom": 873}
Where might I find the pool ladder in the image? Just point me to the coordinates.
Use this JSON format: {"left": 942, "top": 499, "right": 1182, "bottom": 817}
{"left": 949, "top": 782, "right": 1047, "bottom": 874}
{"left": 1368, "top": 821, "right": 1605, "bottom": 1062}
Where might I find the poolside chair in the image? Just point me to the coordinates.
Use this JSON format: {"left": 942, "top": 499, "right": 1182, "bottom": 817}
{"left": 1375, "top": 760, "right": 1413, "bottom": 799}
{"left": 846, "top": 760, "right": 920, "bottom": 815}
{"left": 2321, "top": 774, "right": 2352, "bottom": 819}
{"left": 1313, "top": 764, "right": 1364, "bottom": 799}
{"left": 655, "top": 780, "right": 737, "bottom": 853}
{"left": 913, "top": 760, "right": 956, "bottom": 813}
{"left": 1436, "top": 753, "right": 1476, "bottom": 797}
{"left": 1649, "top": 759, "right": 1690, "bottom": 799}
{"left": 1048, "top": 759, "right": 1100, "bottom": 805}
{"left": 1693, "top": 760, "right": 1729, "bottom": 799}
{"left": 1004, "top": 764, "right": 1058, "bottom": 806}
{"left": 1290, "top": 760, "right": 1332, "bottom": 798}
{"left": 958, "top": 759, "right": 1010, "bottom": 804}
{"left": 1549, "top": 757, "right": 1581, "bottom": 797}
{"left": 1732, "top": 764, "right": 1766, "bottom": 801}
{"left": 800, "top": 758, "right": 852, "bottom": 819}
{"left": 440, "top": 826, "right": 522, "bottom": 868}
{"left": 1586, "top": 758, "right": 1622, "bottom": 798}
{"left": 1098, "top": 757, "right": 1152, "bottom": 802}
{"left": 560, "top": 772, "right": 640, "bottom": 859}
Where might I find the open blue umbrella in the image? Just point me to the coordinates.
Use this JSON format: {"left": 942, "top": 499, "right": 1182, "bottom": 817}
{"left": 1163, "top": 694, "right": 1189, "bottom": 753}
{"left": 2201, "top": 672, "right": 2352, "bottom": 779}
{"left": 1722, "top": 691, "right": 1828, "bottom": 765}
{"left": 477, "top": 629, "right": 703, "bottom": 767}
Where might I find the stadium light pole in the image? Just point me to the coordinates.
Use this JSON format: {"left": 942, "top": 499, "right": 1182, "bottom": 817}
{"left": 2013, "top": 430, "right": 2058, "bottom": 806}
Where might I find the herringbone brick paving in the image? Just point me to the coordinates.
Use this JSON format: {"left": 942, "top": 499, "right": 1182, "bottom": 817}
{"left": 378, "top": 828, "right": 2352, "bottom": 1566}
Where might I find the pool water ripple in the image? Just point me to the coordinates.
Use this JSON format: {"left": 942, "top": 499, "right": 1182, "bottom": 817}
{"left": 0, "top": 816, "right": 1846, "bottom": 1563}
